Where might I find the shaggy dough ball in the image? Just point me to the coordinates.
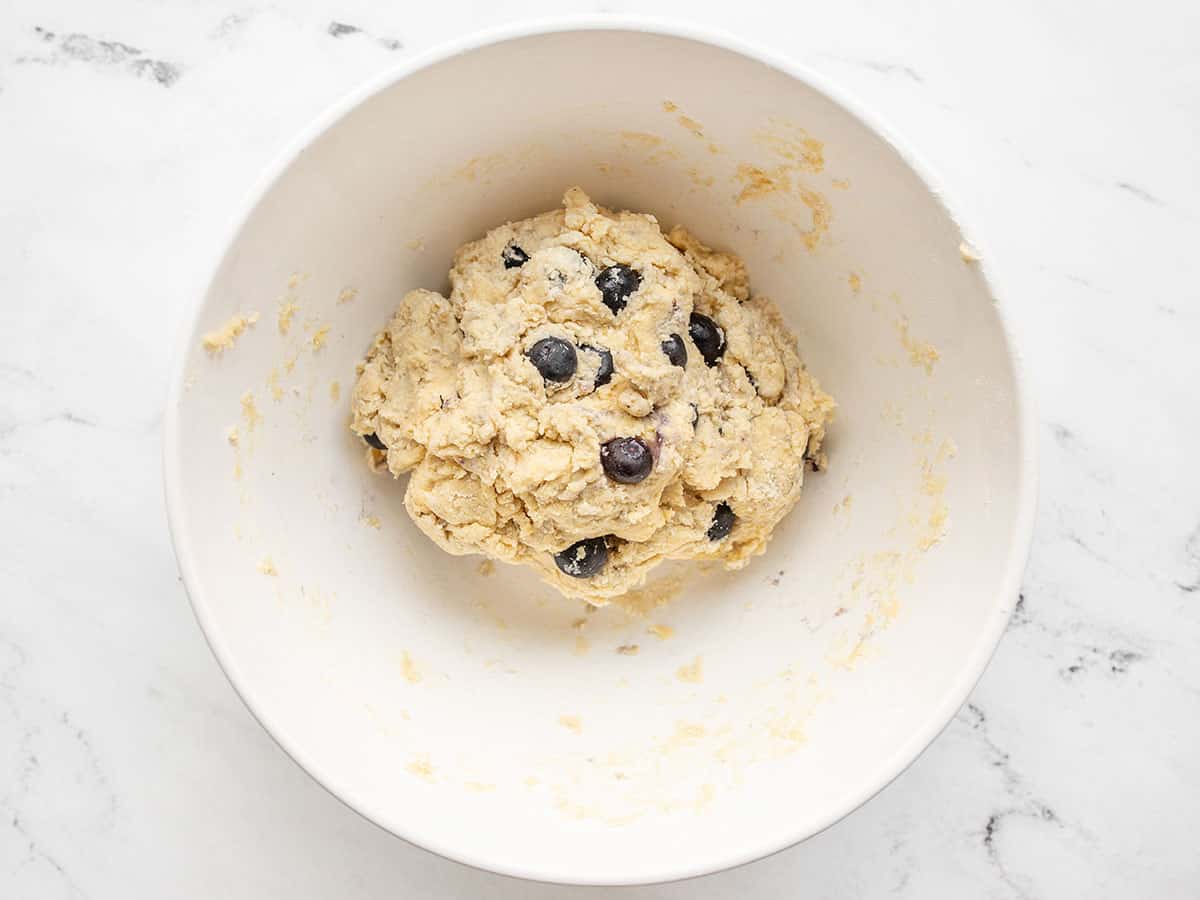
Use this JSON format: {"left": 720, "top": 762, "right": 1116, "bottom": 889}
{"left": 351, "top": 188, "right": 834, "bottom": 603}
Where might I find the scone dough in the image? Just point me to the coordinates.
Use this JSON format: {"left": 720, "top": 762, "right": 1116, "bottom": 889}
{"left": 351, "top": 188, "right": 834, "bottom": 603}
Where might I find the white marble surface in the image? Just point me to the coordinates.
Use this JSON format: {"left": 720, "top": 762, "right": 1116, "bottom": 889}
{"left": 2, "top": 0, "right": 1198, "bottom": 896}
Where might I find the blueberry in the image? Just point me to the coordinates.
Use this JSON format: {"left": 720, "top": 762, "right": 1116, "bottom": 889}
{"left": 690, "top": 403, "right": 700, "bottom": 426}
{"left": 661, "top": 333, "right": 688, "bottom": 367}
{"left": 363, "top": 432, "right": 387, "bottom": 450}
{"left": 580, "top": 344, "right": 614, "bottom": 388}
{"left": 707, "top": 502, "right": 736, "bottom": 540}
{"left": 527, "top": 337, "right": 577, "bottom": 383}
{"left": 554, "top": 536, "right": 609, "bottom": 578}
{"left": 600, "top": 436, "right": 653, "bottom": 484}
{"left": 502, "top": 243, "right": 529, "bottom": 269}
{"left": 595, "top": 264, "right": 641, "bottom": 314}
{"left": 689, "top": 313, "right": 725, "bottom": 367}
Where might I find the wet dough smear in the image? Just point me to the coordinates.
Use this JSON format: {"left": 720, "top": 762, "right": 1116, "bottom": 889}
{"left": 351, "top": 188, "right": 834, "bottom": 603}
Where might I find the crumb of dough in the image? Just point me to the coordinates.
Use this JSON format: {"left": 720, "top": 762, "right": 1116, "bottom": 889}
{"left": 226, "top": 425, "right": 239, "bottom": 447}
{"left": 558, "top": 715, "right": 583, "bottom": 734}
{"left": 406, "top": 757, "right": 434, "bottom": 782}
{"left": 362, "top": 514, "right": 382, "bottom": 529}
{"left": 400, "top": 651, "right": 422, "bottom": 684}
{"left": 277, "top": 299, "right": 299, "bottom": 335}
{"left": 676, "top": 656, "right": 704, "bottom": 683}
{"left": 240, "top": 392, "right": 262, "bottom": 431}
{"left": 662, "top": 99, "right": 678, "bottom": 112}
{"left": 287, "top": 272, "right": 307, "bottom": 290}
{"left": 796, "top": 187, "right": 832, "bottom": 250}
{"left": 959, "top": 241, "right": 982, "bottom": 263}
{"left": 832, "top": 178, "right": 851, "bottom": 190}
{"left": 465, "top": 781, "right": 495, "bottom": 793}
{"left": 310, "top": 324, "right": 331, "bottom": 351}
{"left": 648, "top": 624, "right": 674, "bottom": 640}
{"left": 616, "top": 644, "right": 640, "bottom": 655}
{"left": 268, "top": 367, "right": 283, "bottom": 402}
{"left": 678, "top": 114, "right": 705, "bottom": 137}
{"left": 257, "top": 558, "right": 278, "bottom": 576}
{"left": 897, "top": 317, "right": 940, "bottom": 375}
{"left": 337, "top": 287, "right": 358, "bottom": 304}
{"left": 329, "top": 380, "right": 341, "bottom": 402}
{"left": 848, "top": 272, "right": 862, "bottom": 293}
{"left": 735, "top": 164, "right": 788, "bottom": 203}
{"left": 477, "top": 559, "right": 495, "bottom": 577}
{"left": 202, "top": 312, "right": 259, "bottom": 354}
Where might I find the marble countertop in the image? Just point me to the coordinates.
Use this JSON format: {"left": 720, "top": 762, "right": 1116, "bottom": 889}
{"left": 3, "top": 0, "right": 1197, "bottom": 896}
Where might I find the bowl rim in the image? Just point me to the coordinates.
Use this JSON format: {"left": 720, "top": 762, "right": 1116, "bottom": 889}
{"left": 162, "top": 14, "right": 1039, "bottom": 887}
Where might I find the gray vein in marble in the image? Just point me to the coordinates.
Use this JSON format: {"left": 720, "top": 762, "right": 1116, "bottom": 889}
{"left": 1114, "top": 180, "right": 1165, "bottom": 208}
{"left": 1, "top": 638, "right": 87, "bottom": 896}
{"left": 10, "top": 814, "right": 86, "bottom": 898}
{"left": 959, "top": 701, "right": 1069, "bottom": 899}
{"left": 325, "top": 20, "right": 402, "bottom": 51}
{"left": 1177, "top": 522, "right": 1200, "bottom": 593}
{"left": 18, "top": 27, "right": 181, "bottom": 86}
{"left": 0, "top": 410, "right": 97, "bottom": 439}
{"left": 211, "top": 13, "right": 249, "bottom": 37}
{"left": 814, "top": 53, "right": 925, "bottom": 83}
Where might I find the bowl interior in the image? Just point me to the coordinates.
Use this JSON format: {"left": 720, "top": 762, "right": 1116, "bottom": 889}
{"left": 166, "top": 26, "right": 1030, "bottom": 885}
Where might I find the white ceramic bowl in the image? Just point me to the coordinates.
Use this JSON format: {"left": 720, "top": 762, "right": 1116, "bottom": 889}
{"left": 164, "top": 19, "right": 1036, "bottom": 886}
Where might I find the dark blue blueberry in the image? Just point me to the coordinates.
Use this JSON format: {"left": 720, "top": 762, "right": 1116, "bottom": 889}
{"left": 661, "top": 334, "right": 688, "bottom": 367}
{"left": 689, "top": 312, "right": 725, "bottom": 367}
{"left": 363, "top": 432, "right": 387, "bottom": 450}
{"left": 554, "top": 536, "right": 609, "bottom": 578}
{"left": 580, "top": 344, "right": 614, "bottom": 388}
{"left": 527, "top": 337, "right": 577, "bottom": 383}
{"left": 600, "top": 437, "right": 653, "bottom": 484}
{"left": 502, "top": 243, "right": 529, "bottom": 268}
{"left": 707, "top": 502, "right": 736, "bottom": 540}
{"left": 595, "top": 264, "right": 641, "bottom": 314}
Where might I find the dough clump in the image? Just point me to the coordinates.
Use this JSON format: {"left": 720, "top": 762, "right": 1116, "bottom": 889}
{"left": 351, "top": 188, "right": 834, "bottom": 603}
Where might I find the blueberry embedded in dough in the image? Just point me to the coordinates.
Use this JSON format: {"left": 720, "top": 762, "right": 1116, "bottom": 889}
{"left": 363, "top": 432, "right": 387, "bottom": 450}
{"left": 707, "top": 502, "right": 736, "bottom": 540}
{"left": 661, "top": 333, "right": 688, "bottom": 367}
{"left": 527, "top": 337, "right": 577, "bottom": 383}
{"left": 600, "top": 436, "right": 654, "bottom": 484}
{"left": 579, "top": 344, "right": 614, "bottom": 388}
{"left": 554, "top": 536, "right": 609, "bottom": 577}
{"left": 689, "top": 313, "right": 725, "bottom": 367}
{"left": 595, "top": 264, "right": 642, "bottom": 314}
{"left": 502, "top": 243, "right": 529, "bottom": 268}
